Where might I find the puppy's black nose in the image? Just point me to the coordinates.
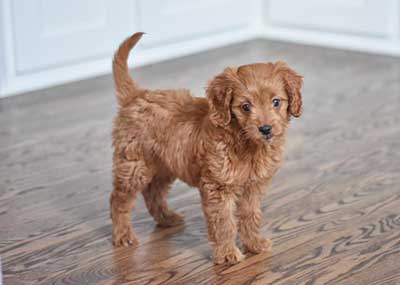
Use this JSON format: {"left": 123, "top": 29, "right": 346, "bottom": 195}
{"left": 259, "top": 124, "right": 272, "bottom": 135}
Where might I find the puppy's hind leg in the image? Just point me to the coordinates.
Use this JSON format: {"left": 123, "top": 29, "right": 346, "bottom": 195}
{"left": 142, "top": 168, "right": 184, "bottom": 227}
{"left": 110, "top": 156, "right": 154, "bottom": 247}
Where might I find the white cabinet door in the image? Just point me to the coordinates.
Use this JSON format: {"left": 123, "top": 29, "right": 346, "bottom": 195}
{"left": 266, "top": 0, "right": 396, "bottom": 37}
{"left": 12, "top": 0, "right": 134, "bottom": 74}
{"left": 137, "top": 0, "right": 252, "bottom": 46}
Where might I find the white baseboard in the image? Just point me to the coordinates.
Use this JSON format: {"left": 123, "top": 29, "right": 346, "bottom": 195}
{"left": 0, "top": 28, "right": 256, "bottom": 98}
{"left": 260, "top": 26, "right": 400, "bottom": 57}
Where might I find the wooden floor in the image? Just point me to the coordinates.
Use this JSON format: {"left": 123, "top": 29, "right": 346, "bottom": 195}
{"left": 1, "top": 39, "right": 400, "bottom": 285}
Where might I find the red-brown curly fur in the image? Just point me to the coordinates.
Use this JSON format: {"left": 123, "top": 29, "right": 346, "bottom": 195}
{"left": 110, "top": 33, "right": 303, "bottom": 265}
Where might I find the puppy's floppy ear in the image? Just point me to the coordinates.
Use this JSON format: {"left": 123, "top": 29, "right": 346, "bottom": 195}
{"left": 206, "top": 68, "right": 235, "bottom": 127}
{"left": 275, "top": 61, "right": 303, "bottom": 117}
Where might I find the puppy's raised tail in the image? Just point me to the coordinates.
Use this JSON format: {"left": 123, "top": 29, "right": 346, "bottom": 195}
{"left": 112, "top": 32, "right": 144, "bottom": 107}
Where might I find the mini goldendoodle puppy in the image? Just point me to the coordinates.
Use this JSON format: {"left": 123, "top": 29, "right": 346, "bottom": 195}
{"left": 110, "top": 32, "right": 303, "bottom": 265}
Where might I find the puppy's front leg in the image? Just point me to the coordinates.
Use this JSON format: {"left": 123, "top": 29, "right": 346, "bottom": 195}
{"left": 200, "top": 184, "right": 244, "bottom": 265}
{"left": 237, "top": 188, "right": 272, "bottom": 254}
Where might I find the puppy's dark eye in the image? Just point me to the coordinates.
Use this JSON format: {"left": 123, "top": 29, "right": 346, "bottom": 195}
{"left": 272, "top": 98, "right": 281, "bottom": 108}
{"left": 242, "top": 103, "right": 251, "bottom": 112}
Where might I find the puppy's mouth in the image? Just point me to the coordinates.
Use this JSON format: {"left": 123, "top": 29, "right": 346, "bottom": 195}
{"left": 262, "top": 133, "right": 273, "bottom": 141}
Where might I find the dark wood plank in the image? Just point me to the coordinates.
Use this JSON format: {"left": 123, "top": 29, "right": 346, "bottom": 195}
{"left": 1, "top": 39, "right": 400, "bottom": 285}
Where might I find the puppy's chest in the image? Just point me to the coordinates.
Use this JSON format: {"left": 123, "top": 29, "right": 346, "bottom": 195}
{"left": 211, "top": 146, "right": 282, "bottom": 186}
{"left": 242, "top": 156, "right": 279, "bottom": 184}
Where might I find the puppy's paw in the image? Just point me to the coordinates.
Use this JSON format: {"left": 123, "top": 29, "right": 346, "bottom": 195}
{"left": 243, "top": 237, "right": 272, "bottom": 254}
{"left": 157, "top": 211, "right": 185, "bottom": 227}
{"left": 112, "top": 226, "right": 138, "bottom": 247}
{"left": 214, "top": 246, "right": 245, "bottom": 265}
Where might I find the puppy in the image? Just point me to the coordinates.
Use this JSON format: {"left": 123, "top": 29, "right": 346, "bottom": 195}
{"left": 110, "top": 32, "right": 303, "bottom": 265}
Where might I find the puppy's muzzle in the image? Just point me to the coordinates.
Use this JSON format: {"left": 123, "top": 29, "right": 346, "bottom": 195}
{"left": 259, "top": 124, "right": 273, "bottom": 140}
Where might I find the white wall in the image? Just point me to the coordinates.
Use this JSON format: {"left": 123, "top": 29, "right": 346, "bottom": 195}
{"left": 0, "top": 0, "right": 399, "bottom": 97}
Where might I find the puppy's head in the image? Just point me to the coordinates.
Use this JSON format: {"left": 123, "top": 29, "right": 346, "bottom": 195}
{"left": 207, "top": 61, "right": 303, "bottom": 144}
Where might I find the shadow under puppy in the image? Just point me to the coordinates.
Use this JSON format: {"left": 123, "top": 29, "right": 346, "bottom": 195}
{"left": 110, "top": 32, "right": 303, "bottom": 265}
